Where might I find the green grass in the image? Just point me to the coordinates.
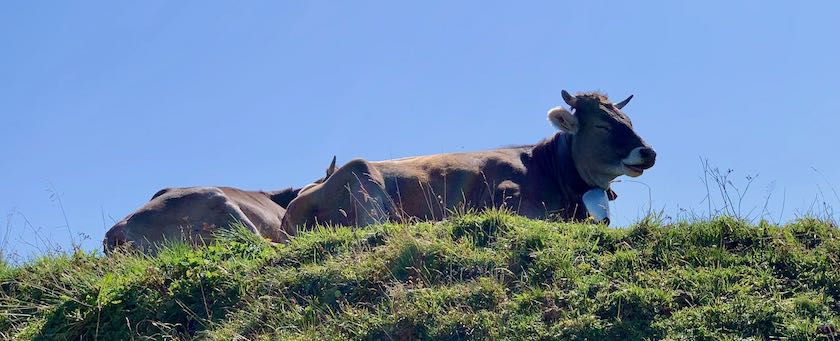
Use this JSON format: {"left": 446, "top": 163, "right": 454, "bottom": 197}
{"left": 1, "top": 211, "right": 839, "bottom": 340}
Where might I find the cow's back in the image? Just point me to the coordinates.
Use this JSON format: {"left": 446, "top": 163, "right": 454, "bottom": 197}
{"left": 369, "top": 147, "right": 531, "bottom": 219}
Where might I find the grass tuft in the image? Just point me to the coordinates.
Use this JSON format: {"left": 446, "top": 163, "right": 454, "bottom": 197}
{"left": 1, "top": 213, "right": 838, "bottom": 340}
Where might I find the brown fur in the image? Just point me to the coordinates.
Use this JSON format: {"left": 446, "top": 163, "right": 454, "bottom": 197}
{"left": 281, "top": 91, "right": 655, "bottom": 234}
{"left": 104, "top": 187, "right": 291, "bottom": 254}
{"left": 282, "top": 133, "right": 593, "bottom": 234}
{"left": 103, "top": 157, "right": 337, "bottom": 254}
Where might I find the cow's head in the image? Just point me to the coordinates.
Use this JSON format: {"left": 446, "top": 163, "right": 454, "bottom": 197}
{"left": 548, "top": 90, "right": 656, "bottom": 189}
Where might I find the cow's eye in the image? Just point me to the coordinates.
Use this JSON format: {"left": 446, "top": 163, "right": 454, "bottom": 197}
{"left": 595, "top": 125, "right": 611, "bottom": 131}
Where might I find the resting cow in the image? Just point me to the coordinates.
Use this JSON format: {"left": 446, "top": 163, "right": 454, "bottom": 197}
{"left": 281, "top": 91, "right": 656, "bottom": 234}
{"left": 103, "top": 157, "right": 336, "bottom": 253}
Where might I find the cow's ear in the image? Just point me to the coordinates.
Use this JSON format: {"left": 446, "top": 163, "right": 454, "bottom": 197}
{"left": 548, "top": 107, "right": 579, "bottom": 134}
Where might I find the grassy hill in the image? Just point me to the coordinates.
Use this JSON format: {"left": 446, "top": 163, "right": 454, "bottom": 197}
{"left": 1, "top": 211, "right": 839, "bottom": 340}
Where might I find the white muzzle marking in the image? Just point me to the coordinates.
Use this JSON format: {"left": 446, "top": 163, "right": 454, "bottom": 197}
{"left": 622, "top": 147, "right": 645, "bottom": 165}
{"left": 621, "top": 147, "right": 648, "bottom": 177}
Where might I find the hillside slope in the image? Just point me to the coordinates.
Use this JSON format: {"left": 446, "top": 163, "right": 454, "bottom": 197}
{"left": 1, "top": 212, "right": 839, "bottom": 340}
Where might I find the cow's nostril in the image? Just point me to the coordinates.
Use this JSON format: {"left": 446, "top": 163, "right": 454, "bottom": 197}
{"left": 639, "top": 147, "right": 657, "bottom": 161}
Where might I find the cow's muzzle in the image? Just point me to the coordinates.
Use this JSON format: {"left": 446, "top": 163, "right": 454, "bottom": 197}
{"left": 621, "top": 147, "right": 656, "bottom": 176}
{"left": 635, "top": 147, "right": 656, "bottom": 169}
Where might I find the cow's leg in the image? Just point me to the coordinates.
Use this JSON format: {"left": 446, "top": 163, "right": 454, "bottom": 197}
{"left": 160, "top": 187, "right": 261, "bottom": 240}
{"left": 213, "top": 192, "right": 262, "bottom": 236}
{"left": 282, "top": 159, "right": 392, "bottom": 235}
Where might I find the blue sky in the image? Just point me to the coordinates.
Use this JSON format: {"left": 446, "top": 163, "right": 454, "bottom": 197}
{"left": 2, "top": 1, "right": 839, "bottom": 259}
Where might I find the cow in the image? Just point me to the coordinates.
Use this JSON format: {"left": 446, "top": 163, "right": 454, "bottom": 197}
{"left": 103, "top": 157, "right": 337, "bottom": 254}
{"left": 280, "top": 91, "right": 656, "bottom": 235}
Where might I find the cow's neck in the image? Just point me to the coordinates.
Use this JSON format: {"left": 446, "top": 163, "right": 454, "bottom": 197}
{"left": 266, "top": 187, "right": 301, "bottom": 208}
{"left": 532, "top": 133, "right": 591, "bottom": 196}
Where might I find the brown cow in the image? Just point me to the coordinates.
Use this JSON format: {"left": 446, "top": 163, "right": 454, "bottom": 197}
{"left": 281, "top": 91, "right": 656, "bottom": 234}
{"left": 103, "top": 157, "right": 336, "bottom": 254}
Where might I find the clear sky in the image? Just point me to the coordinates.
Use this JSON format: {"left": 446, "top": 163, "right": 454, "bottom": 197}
{"left": 2, "top": 1, "right": 839, "bottom": 259}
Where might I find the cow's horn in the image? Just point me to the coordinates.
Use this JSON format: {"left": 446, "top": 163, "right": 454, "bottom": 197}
{"left": 615, "top": 95, "right": 634, "bottom": 109}
{"left": 561, "top": 90, "right": 577, "bottom": 108}
{"left": 326, "top": 156, "right": 337, "bottom": 178}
